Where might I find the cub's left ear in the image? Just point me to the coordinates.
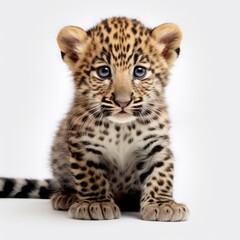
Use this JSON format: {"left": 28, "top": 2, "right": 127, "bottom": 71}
{"left": 151, "top": 23, "right": 182, "bottom": 66}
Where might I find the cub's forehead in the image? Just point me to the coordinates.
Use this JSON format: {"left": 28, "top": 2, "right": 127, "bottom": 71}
{"left": 90, "top": 17, "right": 149, "bottom": 35}
{"left": 86, "top": 18, "right": 152, "bottom": 67}
{"left": 88, "top": 18, "right": 151, "bottom": 45}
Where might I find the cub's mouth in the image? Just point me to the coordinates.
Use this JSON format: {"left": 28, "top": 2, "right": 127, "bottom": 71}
{"left": 118, "top": 109, "right": 127, "bottom": 114}
{"left": 108, "top": 109, "right": 136, "bottom": 123}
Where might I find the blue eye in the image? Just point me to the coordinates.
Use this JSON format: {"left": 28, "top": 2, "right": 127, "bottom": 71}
{"left": 133, "top": 66, "right": 147, "bottom": 79}
{"left": 97, "top": 66, "right": 111, "bottom": 79}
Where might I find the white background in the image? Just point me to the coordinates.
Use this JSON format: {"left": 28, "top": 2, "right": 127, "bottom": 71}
{"left": 0, "top": 0, "right": 240, "bottom": 239}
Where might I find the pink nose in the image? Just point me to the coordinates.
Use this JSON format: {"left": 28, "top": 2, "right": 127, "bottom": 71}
{"left": 116, "top": 100, "right": 130, "bottom": 108}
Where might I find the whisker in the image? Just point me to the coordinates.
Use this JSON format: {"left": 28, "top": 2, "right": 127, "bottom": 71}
{"left": 66, "top": 104, "right": 101, "bottom": 140}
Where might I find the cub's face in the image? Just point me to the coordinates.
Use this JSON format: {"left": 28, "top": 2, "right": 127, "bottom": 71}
{"left": 57, "top": 18, "right": 182, "bottom": 123}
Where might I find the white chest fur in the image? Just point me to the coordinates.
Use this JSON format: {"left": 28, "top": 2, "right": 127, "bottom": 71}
{"left": 82, "top": 120, "right": 167, "bottom": 171}
{"left": 105, "top": 126, "right": 136, "bottom": 167}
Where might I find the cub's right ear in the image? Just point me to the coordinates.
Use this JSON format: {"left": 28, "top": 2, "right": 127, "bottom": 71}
{"left": 57, "top": 26, "right": 88, "bottom": 70}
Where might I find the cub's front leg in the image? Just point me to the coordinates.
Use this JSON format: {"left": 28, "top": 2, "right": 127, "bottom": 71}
{"left": 52, "top": 144, "right": 120, "bottom": 220}
{"left": 139, "top": 144, "right": 189, "bottom": 221}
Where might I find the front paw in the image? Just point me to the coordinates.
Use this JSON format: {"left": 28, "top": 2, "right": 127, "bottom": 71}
{"left": 68, "top": 200, "right": 121, "bottom": 220}
{"left": 141, "top": 201, "right": 189, "bottom": 221}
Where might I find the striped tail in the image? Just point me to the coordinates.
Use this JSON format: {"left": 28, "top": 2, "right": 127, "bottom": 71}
{"left": 0, "top": 178, "right": 53, "bottom": 199}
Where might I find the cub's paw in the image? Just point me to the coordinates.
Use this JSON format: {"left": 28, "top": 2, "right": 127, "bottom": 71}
{"left": 68, "top": 201, "right": 121, "bottom": 220}
{"left": 51, "top": 193, "right": 79, "bottom": 211}
{"left": 141, "top": 201, "right": 189, "bottom": 221}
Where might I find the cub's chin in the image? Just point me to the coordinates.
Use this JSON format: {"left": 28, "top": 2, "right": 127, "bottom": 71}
{"left": 107, "top": 113, "right": 136, "bottom": 124}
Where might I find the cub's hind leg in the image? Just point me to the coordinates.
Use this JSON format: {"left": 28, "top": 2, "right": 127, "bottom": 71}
{"left": 51, "top": 192, "right": 79, "bottom": 211}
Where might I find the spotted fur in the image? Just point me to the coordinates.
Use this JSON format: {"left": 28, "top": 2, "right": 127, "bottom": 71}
{"left": 0, "top": 17, "right": 188, "bottom": 221}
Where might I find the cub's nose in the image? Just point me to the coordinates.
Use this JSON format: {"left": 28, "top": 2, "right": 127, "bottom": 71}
{"left": 112, "top": 93, "right": 132, "bottom": 108}
{"left": 115, "top": 100, "right": 130, "bottom": 108}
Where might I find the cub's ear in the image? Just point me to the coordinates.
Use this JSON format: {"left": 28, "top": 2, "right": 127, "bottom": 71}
{"left": 151, "top": 23, "right": 182, "bottom": 66}
{"left": 57, "top": 26, "right": 88, "bottom": 69}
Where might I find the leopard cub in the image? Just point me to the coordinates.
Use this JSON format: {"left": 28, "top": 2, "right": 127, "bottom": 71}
{"left": 0, "top": 17, "right": 189, "bottom": 221}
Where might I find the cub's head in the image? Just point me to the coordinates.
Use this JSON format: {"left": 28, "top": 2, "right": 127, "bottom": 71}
{"left": 57, "top": 17, "right": 182, "bottom": 124}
